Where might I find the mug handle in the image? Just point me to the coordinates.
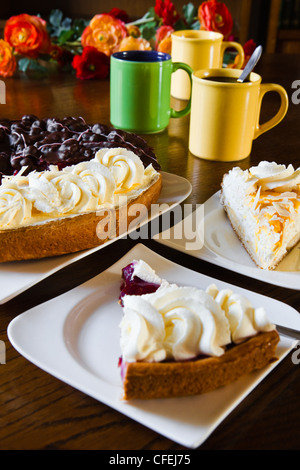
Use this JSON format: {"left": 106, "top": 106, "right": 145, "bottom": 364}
{"left": 221, "top": 41, "right": 245, "bottom": 69}
{"left": 170, "top": 62, "right": 193, "bottom": 118}
{"left": 254, "top": 83, "right": 289, "bottom": 139}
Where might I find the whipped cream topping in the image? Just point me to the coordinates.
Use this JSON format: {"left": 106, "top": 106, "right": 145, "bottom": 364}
{"left": 248, "top": 161, "right": 300, "bottom": 192}
{"left": 119, "top": 261, "right": 275, "bottom": 363}
{"left": 0, "top": 148, "right": 158, "bottom": 230}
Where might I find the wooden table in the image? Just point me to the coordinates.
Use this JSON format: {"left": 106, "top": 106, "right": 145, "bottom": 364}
{"left": 0, "top": 53, "right": 299, "bottom": 451}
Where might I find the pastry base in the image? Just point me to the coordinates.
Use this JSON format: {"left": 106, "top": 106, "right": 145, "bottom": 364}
{"left": 122, "top": 329, "right": 280, "bottom": 400}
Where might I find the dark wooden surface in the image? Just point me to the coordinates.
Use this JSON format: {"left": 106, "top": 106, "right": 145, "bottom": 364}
{"left": 0, "top": 54, "right": 299, "bottom": 451}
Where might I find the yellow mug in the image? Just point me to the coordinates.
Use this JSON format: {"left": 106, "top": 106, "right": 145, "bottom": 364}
{"left": 171, "top": 30, "right": 245, "bottom": 100}
{"left": 189, "top": 68, "right": 289, "bottom": 162}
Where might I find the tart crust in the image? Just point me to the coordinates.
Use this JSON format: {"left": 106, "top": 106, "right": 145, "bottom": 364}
{"left": 122, "top": 329, "right": 279, "bottom": 400}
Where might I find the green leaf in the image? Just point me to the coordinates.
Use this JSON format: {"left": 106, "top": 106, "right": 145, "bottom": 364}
{"left": 174, "top": 18, "right": 188, "bottom": 31}
{"left": 72, "top": 18, "right": 89, "bottom": 40}
{"left": 139, "top": 20, "right": 158, "bottom": 40}
{"left": 61, "top": 17, "right": 72, "bottom": 30}
{"left": 29, "top": 60, "right": 48, "bottom": 72}
{"left": 49, "top": 9, "right": 63, "bottom": 27}
{"left": 48, "top": 9, "right": 73, "bottom": 38}
{"left": 18, "top": 58, "right": 48, "bottom": 74}
{"left": 140, "top": 25, "right": 157, "bottom": 41}
{"left": 182, "top": 3, "right": 197, "bottom": 25}
{"left": 142, "top": 7, "right": 156, "bottom": 20}
{"left": 58, "top": 29, "right": 76, "bottom": 45}
{"left": 191, "top": 20, "right": 200, "bottom": 30}
{"left": 18, "top": 58, "right": 31, "bottom": 73}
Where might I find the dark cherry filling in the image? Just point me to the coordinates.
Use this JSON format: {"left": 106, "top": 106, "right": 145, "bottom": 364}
{"left": 119, "top": 261, "right": 161, "bottom": 306}
{"left": 0, "top": 115, "right": 160, "bottom": 184}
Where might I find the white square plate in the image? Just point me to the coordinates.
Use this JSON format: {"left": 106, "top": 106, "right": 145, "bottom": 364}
{"left": 7, "top": 244, "right": 299, "bottom": 448}
{"left": 154, "top": 191, "right": 300, "bottom": 289}
{"left": 0, "top": 171, "right": 191, "bottom": 304}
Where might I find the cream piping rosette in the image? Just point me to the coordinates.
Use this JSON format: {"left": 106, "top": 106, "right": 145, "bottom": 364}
{"left": 26, "top": 168, "right": 92, "bottom": 214}
{"left": 206, "top": 284, "right": 275, "bottom": 343}
{"left": 64, "top": 161, "right": 115, "bottom": 207}
{"left": 95, "top": 148, "right": 145, "bottom": 192}
{"left": 0, "top": 180, "right": 32, "bottom": 227}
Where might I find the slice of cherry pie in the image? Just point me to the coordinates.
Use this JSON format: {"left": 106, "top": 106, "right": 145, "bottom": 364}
{"left": 118, "top": 260, "right": 279, "bottom": 400}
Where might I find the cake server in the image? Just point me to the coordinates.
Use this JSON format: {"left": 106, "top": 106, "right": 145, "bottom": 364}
{"left": 275, "top": 323, "right": 300, "bottom": 340}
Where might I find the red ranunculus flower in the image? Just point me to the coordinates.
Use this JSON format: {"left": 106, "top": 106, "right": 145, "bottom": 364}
{"left": 198, "top": 0, "right": 233, "bottom": 39}
{"left": 227, "top": 39, "right": 257, "bottom": 69}
{"left": 243, "top": 39, "right": 257, "bottom": 57}
{"left": 72, "top": 46, "right": 110, "bottom": 80}
{"left": 107, "top": 7, "right": 130, "bottom": 24}
{"left": 154, "top": 0, "right": 180, "bottom": 27}
{"left": 4, "top": 13, "right": 51, "bottom": 57}
{"left": 49, "top": 44, "right": 64, "bottom": 62}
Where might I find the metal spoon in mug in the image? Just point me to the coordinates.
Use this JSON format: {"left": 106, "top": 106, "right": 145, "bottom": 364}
{"left": 237, "top": 45, "right": 263, "bottom": 83}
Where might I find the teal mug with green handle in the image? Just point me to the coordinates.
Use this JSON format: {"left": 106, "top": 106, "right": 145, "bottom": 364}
{"left": 110, "top": 50, "right": 193, "bottom": 134}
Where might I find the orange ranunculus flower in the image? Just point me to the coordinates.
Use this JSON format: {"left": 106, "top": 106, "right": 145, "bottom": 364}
{"left": 0, "top": 40, "right": 17, "bottom": 77}
{"left": 81, "top": 14, "right": 128, "bottom": 56}
{"left": 157, "top": 35, "right": 172, "bottom": 54}
{"left": 118, "top": 36, "right": 152, "bottom": 52}
{"left": 155, "top": 25, "right": 174, "bottom": 53}
{"left": 126, "top": 24, "right": 141, "bottom": 38}
{"left": 4, "top": 14, "right": 51, "bottom": 57}
{"left": 198, "top": 0, "right": 233, "bottom": 39}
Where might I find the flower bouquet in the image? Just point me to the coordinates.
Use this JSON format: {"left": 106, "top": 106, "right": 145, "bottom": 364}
{"left": 0, "top": 0, "right": 256, "bottom": 79}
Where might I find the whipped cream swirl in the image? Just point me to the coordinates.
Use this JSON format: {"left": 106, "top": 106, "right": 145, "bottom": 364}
{"left": 249, "top": 161, "right": 300, "bottom": 192}
{"left": 0, "top": 182, "right": 32, "bottom": 228}
{"left": 65, "top": 161, "right": 115, "bottom": 206}
{"left": 206, "top": 284, "right": 275, "bottom": 343}
{"left": 96, "top": 148, "right": 145, "bottom": 190}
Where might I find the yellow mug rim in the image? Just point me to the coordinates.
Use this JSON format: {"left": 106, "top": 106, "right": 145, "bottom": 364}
{"left": 171, "top": 30, "right": 223, "bottom": 41}
{"left": 192, "top": 68, "right": 262, "bottom": 85}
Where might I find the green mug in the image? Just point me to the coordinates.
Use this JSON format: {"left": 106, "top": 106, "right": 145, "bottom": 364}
{"left": 110, "top": 50, "right": 193, "bottom": 134}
